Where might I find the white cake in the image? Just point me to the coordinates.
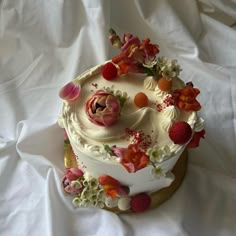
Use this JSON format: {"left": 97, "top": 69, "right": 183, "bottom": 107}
{"left": 59, "top": 30, "right": 205, "bottom": 212}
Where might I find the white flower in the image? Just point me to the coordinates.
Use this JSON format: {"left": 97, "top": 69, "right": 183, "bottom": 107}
{"left": 80, "top": 187, "right": 94, "bottom": 199}
{"left": 95, "top": 199, "right": 105, "bottom": 208}
{"left": 72, "top": 197, "right": 81, "bottom": 207}
{"left": 82, "top": 173, "right": 99, "bottom": 189}
{"left": 152, "top": 166, "right": 165, "bottom": 179}
{"left": 82, "top": 179, "right": 89, "bottom": 187}
{"left": 79, "top": 199, "right": 94, "bottom": 208}
{"left": 157, "top": 57, "right": 181, "bottom": 79}
{"left": 97, "top": 189, "right": 106, "bottom": 202}
{"left": 71, "top": 180, "right": 83, "bottom": 190}
{"left": 157, "top": 56, "right": 168, "bottom": 66}
{"left": 147, "top": 145, "right": 173, "bottom": 163}
{"left": 88, "top": 177, "right": 99, "bottom": 189}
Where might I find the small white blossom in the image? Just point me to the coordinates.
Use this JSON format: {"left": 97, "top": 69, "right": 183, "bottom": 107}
{"left": 71, "top": 180, "right": 83, "bottom": 190}
{"left": 97, "top": 189, "right": 106, "bottom": 202}
{"left": 147, "top": 145, "right": 173, "bottom": 163}
{"left": 152, "top": 166, "right": 166, "bottom": 179}
{"left": 80, "top": 187, "right": 94, "bottom": 199}
{"left": 157, "top": 57, "right": 181, "bottom": 79}
{"left": 79, "top": 199, "right": 94, "bottom": 207}
{"left": 88, "top": 177, "right": 99, "bottom": 189}
{"left": 95, "top": 199, "right": 105, "bottom": 208}
{"left": 72, "top": 197, "right": 81, "bottom": 207}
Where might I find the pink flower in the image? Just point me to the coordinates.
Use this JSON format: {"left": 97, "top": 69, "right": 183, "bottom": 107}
{"left": 85, "top": 90, "right": 120, "bottom": 126}
{"left": 111, "top": 146, "right": 127, "bottom": 158}
{"left": 109, "top": 30, "right": 159, "bottom": 75}
{"left": 62, "top": 167, "right": 84, "bottom": 194}
{"left": 59, "top": 82, "right": 81, "bottom": 101}
{"left": 121, "top": 33, "right": 140, "bottom": 52}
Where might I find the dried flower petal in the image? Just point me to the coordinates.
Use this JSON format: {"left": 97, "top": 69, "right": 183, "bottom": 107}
{"left": 59, "top": 82, "right": 81, "bottom": 101}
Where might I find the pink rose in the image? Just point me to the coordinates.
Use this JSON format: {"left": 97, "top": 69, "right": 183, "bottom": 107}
{"left": 85, "top": 90, "right": 120, "bottom": 126}
{"left": 62, "top": 167, "right": 84, "bottom": 194}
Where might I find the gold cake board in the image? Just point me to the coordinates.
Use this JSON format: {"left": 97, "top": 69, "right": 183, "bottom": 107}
{"left": 64, "top": 143, "right": 188, "bottom": 213}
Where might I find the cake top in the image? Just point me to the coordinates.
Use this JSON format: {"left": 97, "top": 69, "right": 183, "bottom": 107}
{"left": 59, "top": 29, "right": 205, "bottom": 155}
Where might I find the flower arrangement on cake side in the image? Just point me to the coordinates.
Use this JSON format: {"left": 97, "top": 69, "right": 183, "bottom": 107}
{"left": 59, "top": 29, "right": 205, "bottom": 213}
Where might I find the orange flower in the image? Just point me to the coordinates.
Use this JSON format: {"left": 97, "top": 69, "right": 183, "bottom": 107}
{"left": 173, "top": 86, "right": 201, "bottom": 111}
{"left": 121, "top": 144, "right": 149, "bottom": 173}
{"left": 98, "top": 175, "right": 128, "bottom": 199}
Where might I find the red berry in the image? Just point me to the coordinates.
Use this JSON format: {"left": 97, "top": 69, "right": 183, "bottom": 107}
{"left": 102, "top": 62, "right": 118, "bottom": 80}
{"left": 169, "top": 121, "right": 192, "bottom": 144}
{"left": 130, "top": 193, "right": 151, "bottom": 213}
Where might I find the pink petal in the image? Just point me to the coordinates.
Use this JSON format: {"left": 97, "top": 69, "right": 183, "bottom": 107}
{"left": 122, "top": 163, "right": 135, "bottom": 173}
{"left": 59, "top": 82, "right": 81, "bottom": 101}
{"left": 69, "top": 167, "right": 84, "bottom": 177}
{"left": 101, "top": 113, "right": 117, "bottom": 126}
{"left": 106, "top": 96, "right": 120, "bottom": 112}
{"left": 111, "top": 147, "right": 127, "bottom": 158}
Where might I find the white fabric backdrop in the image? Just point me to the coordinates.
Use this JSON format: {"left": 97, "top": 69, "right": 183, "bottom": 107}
{"left": 0, "top": 0, "right": 236, "bottom": 235}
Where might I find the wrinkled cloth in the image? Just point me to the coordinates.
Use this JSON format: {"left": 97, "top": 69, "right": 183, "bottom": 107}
{"left": 0, "top": 0, "right": 236, "bottom": 235}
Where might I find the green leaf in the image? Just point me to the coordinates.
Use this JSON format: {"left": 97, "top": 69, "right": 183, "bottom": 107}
{"left": 104, "top": 145, "right": 114, "bottom": 155}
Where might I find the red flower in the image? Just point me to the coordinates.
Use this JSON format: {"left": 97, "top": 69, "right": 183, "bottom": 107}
{"left": 98, "top": 175, "right": 129, "bottom": 199}
{"left": 187, "top": 129, "right": 206, "bottom": 148}
{"left": 130, "top": 193, "right": 151, "bottom": 212}
{"left": 120, "top": 144, "right": 149, "bottom": 173}
{"left": 173, "top": 86, "right": 201, "bottom": 111}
